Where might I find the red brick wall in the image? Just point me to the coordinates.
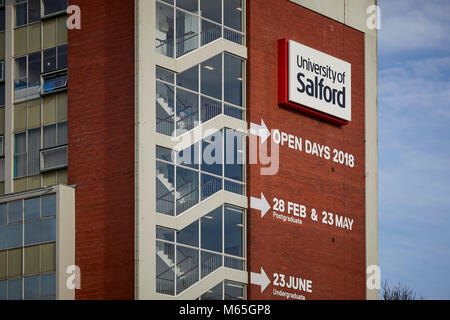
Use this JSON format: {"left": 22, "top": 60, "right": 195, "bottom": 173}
{"left": 247, "top": 0, "right": 366, "bottom": 299}
{"left": 67, "top": 0, "right": 135, "bottom": 299}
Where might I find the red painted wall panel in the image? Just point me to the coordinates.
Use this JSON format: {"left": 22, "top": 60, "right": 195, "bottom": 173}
{"left": 67, "top": 0, "right": 135, "bottom": 299}
{"left": 247, "top": 0, "right": 366, "bottom": 299}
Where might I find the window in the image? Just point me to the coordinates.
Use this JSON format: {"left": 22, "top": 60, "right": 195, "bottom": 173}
{"left": 156, "top": 204, "right": 246, "bottom": 296}
{"left": 42, "top": 0, "right": 67, "bottom": 17}
{"left": 43, "top": 45, "right": 67, "bottom": 74}
{"left": 0, "top": 5, "right": 5, "bottom": 32}
{"left": 156, "top": 0, "right": 245, "bottom": 58}
{"left": 41, "top": 71, "right": 68, "bottom": 95}
{"left": 199, "top": 280, "right": 246, "bottom": 300}
{"left": 0, "top": 60, "right": 5, "bottom": 82}
{"left": 156, "top": 129, "right": 245, "bottom": 216}
{"left": 0, "top": 196, "right": 57, "bottom": 300}
{"left": 41, "top": 121, "right": 68, "bottom": 172}
{"left": 156, "top": 53, "right": 245, "bottom": 136}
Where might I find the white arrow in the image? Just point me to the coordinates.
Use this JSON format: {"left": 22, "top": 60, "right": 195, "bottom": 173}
{"left": 250, "top": 267, "right": 271, "bottom": 293}
{"left": 250, "top": 193, "right": 271, "bottom": 218}
{"left": 249, "top": 119, "right": 271, "bottom": 144}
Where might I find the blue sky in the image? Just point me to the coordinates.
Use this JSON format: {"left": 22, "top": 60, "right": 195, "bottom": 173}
{"left": 378, "top": 0, "right": 450, "bottom": 299}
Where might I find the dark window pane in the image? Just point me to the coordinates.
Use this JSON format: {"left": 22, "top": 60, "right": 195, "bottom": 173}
{"left": 224, "top": 129, "right": 244, "bottom": 181}
{"left": 57, "top": 45, "right": 67, "bottom": 69}
{"left": 28, "top": 0, "right": 40, "bottom": 23}
{"left": 201, "top": 54, "right": 222, "bottom": 100}
{"left": 15, "top": 3, "right": 27, "bottom": 27}
{"left": 0, "top": 83, "right": 5, "bottom": 106}
{"left": 43, "top": 48, "right": 57, "bottom": 73}
{"left": 177, "top": 65, "right": 198, "bottom": 92}
{"left": 201, "top": 207, "right": 222, "bottom": 252}
{"left": 202, "top": 131, "right": 222, "bottom": 176}
{"left": 176, "top": 220, "right": 198, "bottom": 247}
{"left": 25, "top": 198, "right": 40, "bottom": 221}
{"left": 201, "top": 0, "right": 221, "bottom": 23}
{"left": 177, "top": 0, "right": 198, "bottom": 13}
{"left": 41, "top": 194, "right": 56, "bottom": 217}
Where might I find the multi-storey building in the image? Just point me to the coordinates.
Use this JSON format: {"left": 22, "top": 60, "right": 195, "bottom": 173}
{"left": 0, "top": 0, "right": 378, "bottom": 300}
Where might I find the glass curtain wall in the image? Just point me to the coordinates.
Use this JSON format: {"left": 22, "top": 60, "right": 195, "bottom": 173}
{"left": 156, "top": 0, "right": 245, "bottom": 58}
{"left": 156, "top": 204, "right": 246, "bottom": 296}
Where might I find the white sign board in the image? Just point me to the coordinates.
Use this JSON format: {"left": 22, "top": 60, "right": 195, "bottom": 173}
{"left": 288, "top": 40, "right": 352, "bottom": 122}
